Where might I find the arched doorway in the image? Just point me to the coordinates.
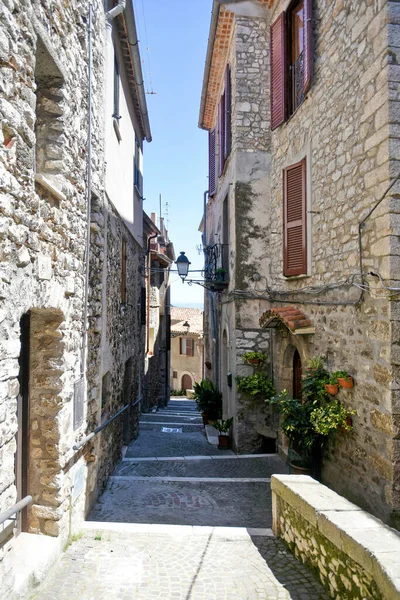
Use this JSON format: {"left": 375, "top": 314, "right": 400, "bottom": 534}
{"left": 293, "top": 349, "right": 302, "bottom": 399}
{"left": 181, "top": 374, "right": 193, "bottom": 392}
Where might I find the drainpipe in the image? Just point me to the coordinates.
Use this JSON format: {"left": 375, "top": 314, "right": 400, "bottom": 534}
{"left": 106, "top": 0, "right": 126, "bottom": 22}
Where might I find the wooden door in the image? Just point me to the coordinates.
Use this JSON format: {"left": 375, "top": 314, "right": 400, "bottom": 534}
{"left": 181, "top": 374, "right": 192, "bottom": 392}
{"left": 293, "top": 349, "right": 302, "bottom": 400}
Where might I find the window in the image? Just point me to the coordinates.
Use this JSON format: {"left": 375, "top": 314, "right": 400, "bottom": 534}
{"left": 283, "top": 158, "right": 307, "bottom": 276}
{"left": 217, "top": 65, "right": 232, "bottom": 177}
{"left": 180, "top": 337, "right": 194, "bottom": 357}
{"left": 121, "top": 238, "right": 127, "bottom": 303}
{"left": 173, "top": 371, "right": 178, "bottom": 379}
{"left": 134, "top": 135, "right": 143, "bottom": 196}
{"left": 270, "top": 0, "right": 312, "bottom": 130}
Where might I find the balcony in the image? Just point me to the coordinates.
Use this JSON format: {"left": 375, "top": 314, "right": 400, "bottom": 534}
{"left": 203, "top": 243, "right": 229, "bottom": 292}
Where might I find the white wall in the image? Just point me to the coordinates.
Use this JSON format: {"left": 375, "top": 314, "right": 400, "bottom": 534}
{"left": 104, "top": 26, "right": 143, "bottom": 244}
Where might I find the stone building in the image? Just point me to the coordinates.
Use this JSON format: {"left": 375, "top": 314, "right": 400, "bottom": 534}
{"left": 170, "top": 307, "right": 204, "bottom": 393}
{"left": 0, "top": 0, "right": 151, "bottom": 596}
{"left": 142, "top": 212, "right": 175, "bottom": 411}
{"left": 199, "top": 0, "right": 400, "bottom": 528}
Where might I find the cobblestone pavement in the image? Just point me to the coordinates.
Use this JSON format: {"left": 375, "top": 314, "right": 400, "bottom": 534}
{"left": 27, "top": 399, "right": 329, "bottom": 600}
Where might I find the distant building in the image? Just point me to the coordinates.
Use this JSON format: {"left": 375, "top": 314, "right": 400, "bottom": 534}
{"left": 142, "top": 213, "right": 175, "bottom": 411}
{"left": 170, "top": 308, "right": 204, "bottom": 392}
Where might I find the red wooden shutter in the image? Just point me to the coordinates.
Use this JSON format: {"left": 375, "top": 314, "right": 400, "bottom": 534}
{"left": 224, "top": 66, "right": 232, "bottom": 159}
{"left": 303, "top": 0, "right": 312, "bottom": 94}
{"left": 209, "top": 128, "right": 216, "bottom": 196}
{"left": 283, "top": 158, "right": 307, "bottom": 276}
{"left": 270, "top": 13, "right": 286, "bottom": 130}
{"left": 218, "top": 96, "right": 225, "bottom": 176}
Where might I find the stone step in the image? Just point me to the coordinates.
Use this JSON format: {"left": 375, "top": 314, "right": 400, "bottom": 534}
{"left": 115, "top": 455, "right": 287, "bottom": 479}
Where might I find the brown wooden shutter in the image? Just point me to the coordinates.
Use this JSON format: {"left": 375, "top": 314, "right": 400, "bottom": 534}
{"left": 283, "top": 158, "right": 307, "bottom": 276}
{"left": 224, "top": 66, "right": 232, "bottom": 159}
{"left": 187, "top": 338, "right": 194, "bottom": 357}
{"left": 209, "top": 128, "right": 216, "bottom": 196}
{"left": 270, "top": 13, "right": 286, "bottom": 130}
{"left": 218, "top": 96, "right": 225, "bottom": 176}
{"left": 121, "top": 238, "right": 127, "bottom": 303}
{"left": 179, "top": 337, "right": 183, "bottom": 355}
{"left": 303, "top": 0, "right": 312, "bottom": 94}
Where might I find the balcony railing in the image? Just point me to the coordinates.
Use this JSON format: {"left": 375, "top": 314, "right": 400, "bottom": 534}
{"left": 203, "top": 243, "right": 229, "bottom": 291}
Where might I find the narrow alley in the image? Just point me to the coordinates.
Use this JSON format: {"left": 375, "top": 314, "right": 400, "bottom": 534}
{"left": 27, "top": 399, "right": 328, "bottom": 600}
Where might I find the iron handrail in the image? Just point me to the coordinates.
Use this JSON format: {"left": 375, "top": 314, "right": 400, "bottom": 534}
{"left": 0, "top": 495, "right": 32, "bottom": 527}
{"left": 73, "top": 396, "right": 142, "bottom": 451}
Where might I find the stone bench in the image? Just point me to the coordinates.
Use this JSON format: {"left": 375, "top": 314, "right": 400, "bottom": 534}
{"left": 271, "top": 474, "right": 400, "bottom": 599}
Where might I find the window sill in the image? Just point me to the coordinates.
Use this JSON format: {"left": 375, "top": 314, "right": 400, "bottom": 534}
{"left": 113, "top": 118, "right": 122, "bottom": 142}
{"left": 283, "top": 273, "right": 310, "bottom": 280}
{"left": 35, "top": 174, "right": 66, "bottom": 203}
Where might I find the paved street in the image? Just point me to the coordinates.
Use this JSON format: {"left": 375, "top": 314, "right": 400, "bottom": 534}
{"left": 28, "top": 399, "right": 328, "bottom": 600}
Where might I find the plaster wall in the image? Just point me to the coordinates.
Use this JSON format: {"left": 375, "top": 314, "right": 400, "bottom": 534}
{"left": 170, "top": 335, "right": 203, "bottom": 391}
{"left": 104, "top": 26, "right": 143, "bottom": 245}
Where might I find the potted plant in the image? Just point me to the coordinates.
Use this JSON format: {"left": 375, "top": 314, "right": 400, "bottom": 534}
{"left": 325, "top": 374, "right": 339, "bottom": 396}
{"left": 305, "top": 356, "right": 325, "bottom": 374}
{"left": 215, "top": 267, "right": 227, "bottom": 282}
{"left": 242, "top": 351, "right": 267, "bottom": 366}
{"left": 193, "top": 379, "right": 222, "bottom": 424}
{"left": 236, "top": 373, "right": 276, "bottom": 410}
{"left": 270, "top": 389, "right": 356, "bottom": 475}
{"left": 213, "top": 417, "right": 233, "bottom": 449}
{"left": 334, "top": 370, "right": 354, "bottom": 389}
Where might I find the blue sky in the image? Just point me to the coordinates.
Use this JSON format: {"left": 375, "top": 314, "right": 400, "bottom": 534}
{"left": 135, "top": 0, "right": 212, "bottom": 308}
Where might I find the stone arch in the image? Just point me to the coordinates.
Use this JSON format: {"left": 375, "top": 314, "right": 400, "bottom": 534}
{"left": 22, "top": 308, "right": 66, "bottom": 536}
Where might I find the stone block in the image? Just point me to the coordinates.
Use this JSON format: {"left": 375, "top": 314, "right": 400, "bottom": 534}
{"left": 37, "top": 254, "right": 52, "bottom": 280}
{"left": 16, "top": 246, "right": 30, "bottom": 267}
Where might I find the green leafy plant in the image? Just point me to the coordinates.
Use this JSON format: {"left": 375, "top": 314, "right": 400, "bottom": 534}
{"left": 271, "top": 389, "right": 356, "bottom": 462}
{"left": 242, "top": 351, "right": 268, "bottom": 364}
{"left": 193, "top": 379, "right": 222, "bottom": 418}
{"left": 307, "top": 356, "right": 325, "bottom": 371}
{"left": 215, "top": 267, "right": 227, "bottom": 274}
{"left": 328, "top": 374, "right": 339, "bottom": 385}
{"left": 333, "top": 370, "right": 352, "bottom": 381}
{"left": 213, "top": 417, "right": 233, "bottom": 435}
{"left": 236, "top": 373, "right": 275, "bottom": 400}
{"left": 301, "top": 365, "right": 330, "bottom": 400}
{"left": 310, "top": 401, "right": 356, "bottom": 436}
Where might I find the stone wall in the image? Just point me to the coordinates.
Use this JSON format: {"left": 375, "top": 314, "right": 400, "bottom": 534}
{"left": 0, "top": 0, "right": 97, "bottom": 594}
{"left": 272, "top": 475, "right": 400, "bottom": 600}
{"left": 267, "top": 0, "right": 399, "bottom": 526}
{"left": 86, "top": 192, "right": 143, "bottom": 508}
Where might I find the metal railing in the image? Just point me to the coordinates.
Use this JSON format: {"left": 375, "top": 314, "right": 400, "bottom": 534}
{"left": 203, "top": 243, "right": 229, "bottom": 284}
{"left": 73, "top": 396, "right": 142, "bottom": 451}
{"left": 0, "top": 495, "right": 32, "bottom": 528}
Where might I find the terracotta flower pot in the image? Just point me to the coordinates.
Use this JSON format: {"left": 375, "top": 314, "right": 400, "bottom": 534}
{"left": 338, "top": 376, "right": 354, "bottom": 389}
{"left": 325, "top": 383, "right": 339, "bottom": 395}
{"left": 201, "top": 412, "right": 209, "bottom": 426}
{"left": 247, "top": 358, "right": 261, "bottom": 366}
{"left": 218, "top": 434, "right": 230, "bottom": 449}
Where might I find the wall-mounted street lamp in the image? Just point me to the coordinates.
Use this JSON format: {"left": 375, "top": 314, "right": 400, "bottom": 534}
{"left": 183, "top": 321, "right": 190, "bottom": 335}
{"left": 174, "top": 249, "right": 229, "bottom": 292}
{"left": 175, "top": 252, "right": 191, "bottom": 281}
